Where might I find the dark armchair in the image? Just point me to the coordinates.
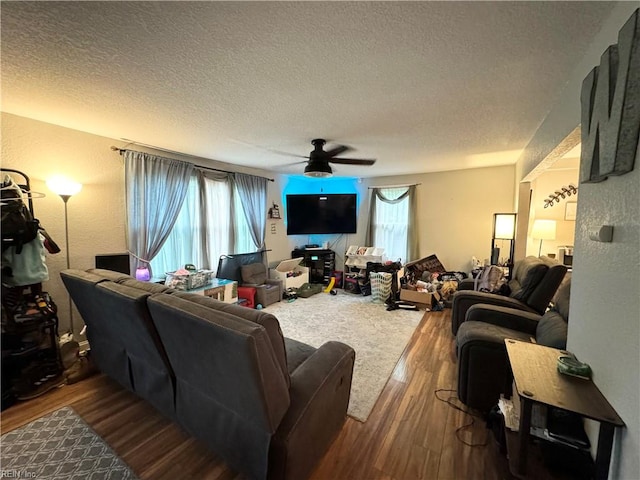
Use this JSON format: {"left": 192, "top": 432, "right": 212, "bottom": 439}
{"left": 455, "top": 278, "right": 570, "bottom": 412}
{"left": 450, "top": 256, "right": 567, "bottom": 335}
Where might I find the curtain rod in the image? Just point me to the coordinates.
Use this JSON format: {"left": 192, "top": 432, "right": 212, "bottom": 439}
{"left": 368, "top": 183, "right": 421, "bottom": 189}
{"left": 110, "top": 143, "right": 274, "bottom": 182}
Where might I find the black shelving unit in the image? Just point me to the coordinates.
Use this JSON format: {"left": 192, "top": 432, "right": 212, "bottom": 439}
{"left": 292, "top": 249, "right": 335, "bottom": 284}
{"left": 1, "top": 169, "right": 63, "bottom": 409}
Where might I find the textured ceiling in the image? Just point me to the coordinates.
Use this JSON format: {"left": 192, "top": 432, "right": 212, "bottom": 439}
{"left": 1, "top": 1, "right": 615, "bottom": 177}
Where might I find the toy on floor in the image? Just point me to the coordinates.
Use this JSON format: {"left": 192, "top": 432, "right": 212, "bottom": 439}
{"left": 324, "top": 277, "right": 336, "bottom": 293}
{"left": 384, "top": 295, "right": 418, "bottom": 311}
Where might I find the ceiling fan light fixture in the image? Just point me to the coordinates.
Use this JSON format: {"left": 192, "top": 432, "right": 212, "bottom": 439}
{"left": 304, "top": 161, "right": 332, "bottom": 177}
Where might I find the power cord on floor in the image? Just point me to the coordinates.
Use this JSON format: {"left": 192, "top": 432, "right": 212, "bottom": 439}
{"left": 434, "top": 388, "right": 488, "bottom": 447}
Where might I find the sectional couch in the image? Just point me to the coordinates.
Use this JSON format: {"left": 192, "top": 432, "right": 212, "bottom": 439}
{"left": 60, "top": 268, "right": 355, "bottom": 480}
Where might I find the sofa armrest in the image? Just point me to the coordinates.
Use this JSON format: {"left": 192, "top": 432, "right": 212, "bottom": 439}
{"left": 451, "top": 290, "right": 534, "bottom": 335}
{"left": 466, "top": 304, "right": 540, "bottom": 335}
{"left": 266, "top": 278, "right": 283, "bottom": 291}
{"left": 269, "top": 341, "right": 355, "bottom": 480}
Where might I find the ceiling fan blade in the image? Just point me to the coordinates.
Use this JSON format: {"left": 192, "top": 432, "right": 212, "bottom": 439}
{"left": 274, "top": 160, "right": 309, "bottom": 169}
{"left": 324, "top": 145, "right": 351, "bottom": 157}
{"left": 267, "top": 149, "right": 308, "bottom": 159}
{"left": 329, "top": 158, "right": 376, "bottom": 166}
{"left": 228, "top": 138, "right": 308, "bottom": 159}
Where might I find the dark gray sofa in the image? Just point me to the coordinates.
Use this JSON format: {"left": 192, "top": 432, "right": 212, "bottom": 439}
{"left": 61, "top": 268, "right": 355, "bottom": 480}
{"left": 451, "top": 256, "right": 567, "bottom": 335}
{"left": 455, "top": 278, "right": 571, "bottom": 413}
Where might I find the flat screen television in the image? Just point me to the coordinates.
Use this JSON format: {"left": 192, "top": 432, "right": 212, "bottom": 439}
{"left": 286, "top": 194, "right": 357, "bottom": 235}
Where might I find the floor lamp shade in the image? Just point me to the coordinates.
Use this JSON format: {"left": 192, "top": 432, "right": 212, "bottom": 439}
{"left": 46, "top": 176, "right": 82, "bottom": 197}
{"left": 532, "top": 219, "right": 556, "bottom": 256}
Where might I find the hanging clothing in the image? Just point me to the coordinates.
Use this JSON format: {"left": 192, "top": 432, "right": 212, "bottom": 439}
{"left": 1, "top": 232, "right": 49, "bottom": 287}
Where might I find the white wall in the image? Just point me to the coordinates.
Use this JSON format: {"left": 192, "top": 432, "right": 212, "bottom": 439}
{"left": 514, "top": 4, "right": 639, "bottom": 478}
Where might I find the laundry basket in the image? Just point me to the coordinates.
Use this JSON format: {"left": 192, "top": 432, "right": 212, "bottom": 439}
{"left": 370, "top": 272, "right": 392, "bottom": 303}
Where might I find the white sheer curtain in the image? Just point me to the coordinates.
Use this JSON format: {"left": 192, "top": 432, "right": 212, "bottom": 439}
{"left": 370, "top": 187, "right": 409, "bottom": 263}
{"left": 203, "top": 175, "right": 233, "bottom": 268}
{"left": 150, "top": 176, "right": 204, "bottom": 275}
{"left": 150, "top": 172, "right": 233, "bottom": 275}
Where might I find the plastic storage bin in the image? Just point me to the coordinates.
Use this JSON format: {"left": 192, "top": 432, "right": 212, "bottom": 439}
{"left": 165, "top": 270, "right": 214, "bottom": 290}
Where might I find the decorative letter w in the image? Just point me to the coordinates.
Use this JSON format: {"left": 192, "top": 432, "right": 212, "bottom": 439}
{"left": 581, "top": 9, "right": 639, "bottom": 183}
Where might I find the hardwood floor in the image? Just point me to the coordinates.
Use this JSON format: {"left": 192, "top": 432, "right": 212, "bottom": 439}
{"left": 1, "top": 309, "right": 514, "bottom": 479}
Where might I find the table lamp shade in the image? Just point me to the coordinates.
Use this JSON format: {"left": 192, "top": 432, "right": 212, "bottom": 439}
{"left": 532, "top": 219, "right": 557, "bottom": 240}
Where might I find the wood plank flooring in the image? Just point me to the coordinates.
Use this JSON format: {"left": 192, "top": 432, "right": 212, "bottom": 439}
{"left": 1, "top": 309, "right": 514, "bottom": 479}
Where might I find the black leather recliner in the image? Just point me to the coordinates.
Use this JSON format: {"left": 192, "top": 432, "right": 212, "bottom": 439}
{"left": 450, "top": 256, "right": 567, "bottom": 335}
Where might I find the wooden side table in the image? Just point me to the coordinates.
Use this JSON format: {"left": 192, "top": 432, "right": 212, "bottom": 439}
{"left": 505, "top": 339, "right": 624, "bottom": 480}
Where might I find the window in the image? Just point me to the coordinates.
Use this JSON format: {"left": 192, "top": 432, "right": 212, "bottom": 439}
{"left": 150, "top": 174, "right": 253, "bottom": 275}
{"left": 370, "top": 187, "right": 410, "bottom": 263}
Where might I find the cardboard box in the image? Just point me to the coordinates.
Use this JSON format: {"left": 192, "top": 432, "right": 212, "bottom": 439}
{"left": 400, "top": 288, "right": 441, "bottom": 306}
{"left": 270, "top": 258, "right": 309, "bottom": 290}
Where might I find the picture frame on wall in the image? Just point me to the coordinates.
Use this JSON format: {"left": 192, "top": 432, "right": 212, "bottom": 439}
{"left": 565, "top": 202, "right": 577, "bottom": 221}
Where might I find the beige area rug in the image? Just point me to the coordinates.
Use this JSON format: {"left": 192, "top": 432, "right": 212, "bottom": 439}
{"left": 264, "top": 290, "right": 423, "bottom": 422}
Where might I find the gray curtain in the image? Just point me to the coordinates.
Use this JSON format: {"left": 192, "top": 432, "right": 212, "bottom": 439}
{"left": 233, "top": 173, "right": 268, "bottom": 250}
{"left": 365, "top": 185, "right": 419, "bottom": 262}
{"left": 124, "top": 150, "right": 194, "bottom": 276}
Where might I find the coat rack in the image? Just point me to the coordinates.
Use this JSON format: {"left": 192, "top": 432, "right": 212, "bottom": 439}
{"left": 544, "top": 184, "right": 578, "bottom": 208}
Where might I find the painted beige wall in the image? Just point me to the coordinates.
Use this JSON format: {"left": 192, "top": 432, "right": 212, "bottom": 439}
{"left": 514, "top": 4, "right": 639, "bottom": 478}
{"left": 1, "top": 112, "right": 274, "bottom": 339}
{"left": 1, "top": 112, "right": 127, "bottom": 338}
{"left": 362, "top": 165, "right": 516, "bottom": 272}
{"left": 527, "top": 168, "right": 579, "bottom": 257}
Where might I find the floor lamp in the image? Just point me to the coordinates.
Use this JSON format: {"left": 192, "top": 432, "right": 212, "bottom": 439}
{"left": 531, "top": 219, "right": 556, "bottom": 257}
{"left": 47, "top": 176, "right": 82, "bottom": 339}
{"left": 492, "top": 213, "right": 517, "bottom": 278}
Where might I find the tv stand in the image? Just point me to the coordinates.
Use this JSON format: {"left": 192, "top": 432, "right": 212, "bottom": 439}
{"left": 292, "top": 249, "right": 335, "bottom": 284}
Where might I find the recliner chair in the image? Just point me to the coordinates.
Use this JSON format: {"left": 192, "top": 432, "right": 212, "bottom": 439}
{"left": 455, "top": 278, "right": 571, "bottom": 412}
{"left": 241, "top": 262, "right": 283, "bottom": 308}
{"left": 450, "top": 256, "right": 567, "bottom": 335}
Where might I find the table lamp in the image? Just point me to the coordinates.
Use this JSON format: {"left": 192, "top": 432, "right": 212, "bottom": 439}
{"left": 531, "top": 219, "right": 557, "bottom": 257}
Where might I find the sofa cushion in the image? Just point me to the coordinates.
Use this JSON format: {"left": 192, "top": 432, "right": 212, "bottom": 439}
{"left": 456, "top": 321, "right": 533, "bottom": 350}
{"left": 147, "top": 293, "right": 290, "bottom": 432}
{"left": 119, "top": 278, "right": 173, "bottom": 294}
{"left": 170, "top": 291, "right": 289, "bottom": 385}
{"left": 284, "top": 337, "right": 317, "bottom": 374}
{"left": 241, "top": 263, "right": 267, "bottom": 285}
{"left": 552, "top": 277, "right": 571, "bottom": 321}
{"left": 535, "top": 311, "right": 568, "bottom": 349}
{"left": 86, "top": 268, "right": 132, "bottom": 283}
{"left": 508, "top": 256, "right": 548, "bottom": 301}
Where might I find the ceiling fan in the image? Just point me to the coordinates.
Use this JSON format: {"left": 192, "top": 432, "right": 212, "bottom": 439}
{"left": 286, "top": 139, "right": 376, "bottom": 177}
